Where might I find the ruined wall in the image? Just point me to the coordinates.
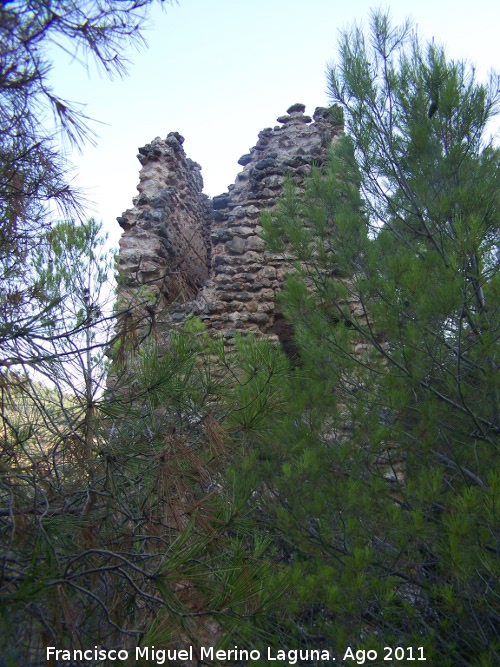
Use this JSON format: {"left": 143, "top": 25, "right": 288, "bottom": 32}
{"left": 116, "top": 131, "right": 211, "bottom": 308}
{"left": 115, "top": 104, "right": 343, "bottom": 345}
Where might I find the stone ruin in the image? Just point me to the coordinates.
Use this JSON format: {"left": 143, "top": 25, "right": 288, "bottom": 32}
{"left": 110, "top": 104, "right": 410, "bottom": 664}
{"left": 115, "top": 103, "right": 344, "bottom": 349}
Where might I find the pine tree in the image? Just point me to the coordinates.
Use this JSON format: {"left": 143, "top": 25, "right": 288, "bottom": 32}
{"left": 0, "top": 218, "right": 117, "bottom": 663}
{"left": 0, "top": 1, "right": 171, "bottom": 376}
{"left": 1, "top": 309, "right": 287, "bottom": 662}
{"left": 251, "top": 11, "right": 500, "bottom": 665}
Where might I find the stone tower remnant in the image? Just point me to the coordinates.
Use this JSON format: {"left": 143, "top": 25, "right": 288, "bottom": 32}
{"left": 115, "top": 104, "right": 343, "bottom": 347}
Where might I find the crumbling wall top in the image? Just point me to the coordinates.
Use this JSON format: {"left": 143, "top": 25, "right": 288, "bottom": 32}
{"left": 116, "top": 131, "right": 211, "bottom": 308}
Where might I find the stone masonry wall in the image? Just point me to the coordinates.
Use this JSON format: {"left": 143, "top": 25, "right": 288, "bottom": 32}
{"left": 115, "top": 104, "right": 343, "bottom": 347}
{"left": 116, "top": 131, "right": 211, "bottom": 309}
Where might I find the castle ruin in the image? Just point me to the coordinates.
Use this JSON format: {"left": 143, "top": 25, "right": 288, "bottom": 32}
{"left": 115, "top": 103, "right": 343, "bottom": 346}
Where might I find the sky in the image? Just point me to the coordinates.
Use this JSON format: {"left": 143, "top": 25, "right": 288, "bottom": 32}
{"left": 48, "top": 0, "right": 500, "bottom": 250}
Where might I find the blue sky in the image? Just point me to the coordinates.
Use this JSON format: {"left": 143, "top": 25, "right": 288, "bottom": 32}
{"left": 49, "top": 0, "right": 500, "bottom": 248}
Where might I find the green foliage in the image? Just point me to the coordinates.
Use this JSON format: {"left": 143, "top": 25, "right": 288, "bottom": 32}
{"left": 0, "top": 3, "right": 184, "bottom": 663}
{"left": 98, "top": 330, "right": 290, "bottom": 654}
{"left": 0, "top": 1, "right": 171, "bottom": 376}
{"left": 224, "top": 335, "right": 291, "bottom": 435}
{"left": 0, "top": 217, "right": 114, "bottom": 580}
{"left": 1, "top": 320, "right": 290, "bottom": 661}
{"left": 241, "top": 10, "right": 500, "bottom": 666}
